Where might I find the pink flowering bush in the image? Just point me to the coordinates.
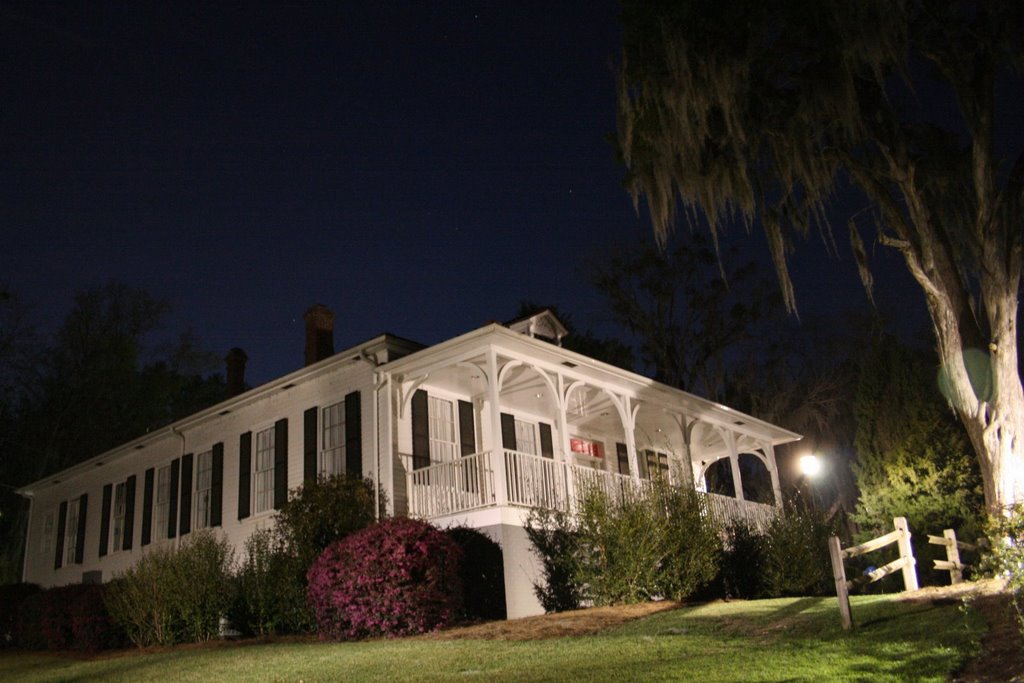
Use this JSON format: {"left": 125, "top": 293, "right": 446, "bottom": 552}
{"left": 307, "top": 517, "right": 463, "bottom": 640}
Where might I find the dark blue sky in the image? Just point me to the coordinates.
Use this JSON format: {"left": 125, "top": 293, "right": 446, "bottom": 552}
{"left": 3, "top": 1, "right": 922, "bottom": 386}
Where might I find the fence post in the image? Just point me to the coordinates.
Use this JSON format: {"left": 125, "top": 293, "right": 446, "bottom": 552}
{"left": 828, "top": 535, "right": 853, "bottom": 630}
{"left": 893, "top": 517, "right": 919, "bottom": 591}
{"left": 944, "top": 528, "right": 964, "bottom": 584}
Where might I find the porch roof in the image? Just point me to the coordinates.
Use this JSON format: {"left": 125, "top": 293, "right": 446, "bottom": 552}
{"left": 381, "top": 323, "right": 802, "bottom": 447}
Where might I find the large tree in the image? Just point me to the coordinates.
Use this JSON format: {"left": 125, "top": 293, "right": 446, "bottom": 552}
{"left": 617, "top": 0, "right": 1024, "bottom": 512}
{"left": 0, "top": 284, "right": 226, "bottom": 582}
{"left": 589, "top": 232, "right": 779, "bottom": 400}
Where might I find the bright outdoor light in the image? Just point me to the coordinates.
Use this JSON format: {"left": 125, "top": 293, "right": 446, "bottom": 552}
{"left": 799, "top": 454, "right": 822, "bottom": 477}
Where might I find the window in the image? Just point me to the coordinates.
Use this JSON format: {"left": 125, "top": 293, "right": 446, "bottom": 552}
{"left": 321, "top": 401, "right": 345, "bottom": 476}
{"left": 514, "top": 419, "right": 538, "bottom": 456}
{"left": 254, "top": 425, "right": 276, "bottom": 514}
{"left": 111, "top": 482, "right": 127, "bottom": 551}
{"left": 40, "top": 509, "right": 55, "bottom": 556}
{"left": 194, "top": 449, "right": 213, "bottom": 529}
{"left": 155, "top": 465, "right": 171, "bottom": 541}
{"left": 645, "top": 450, "right": 669, "bottom": 480}
{"left": 428, "top": 396, "right": 457, "bottom": 462}
{"left": 64, "top": 498, "right": 80, "bottom": 566}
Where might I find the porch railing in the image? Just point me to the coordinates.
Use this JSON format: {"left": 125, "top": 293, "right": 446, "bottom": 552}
{"left": 405, "top": 449, "right": 778, "bottom": 530}
{"left": 699, "top": 491, "right": 778, "bottom": 533}
{"left": 407, "top": 451, "right": 493, "bottom": 519}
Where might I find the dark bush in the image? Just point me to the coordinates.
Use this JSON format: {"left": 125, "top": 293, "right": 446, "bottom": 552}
{"left": 14, "top": 591, "right": 46, "bottom": 650}
{"left": 307, "top": 517, "right": 463, "bottom": 640}
{"left": 446, "top": 526, "right": 505, "bottom": 621}
{"left": 68, "top": 584, "right": 124, "bottom": 651}
{"left": 0, "top": 583, "right": 40, "bottom": 648}
{"left": 28, "top": 584, "right": 123, "bottom": 651}
{"left": 719, "top": 521, "right": 769, "bottom": 599}
{"left": 39, "top": 585, "right": 74, "bottom": 650}
{"left": 525, "top": 507, "right": 583, "bottom": 612}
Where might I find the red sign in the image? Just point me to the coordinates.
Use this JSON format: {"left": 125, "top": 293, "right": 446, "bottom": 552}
{"left": 570, "top": 438, "right": 604, "bottom": 458}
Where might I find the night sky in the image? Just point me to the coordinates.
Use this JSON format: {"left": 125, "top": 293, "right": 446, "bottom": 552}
{"left": 3, "top": 2, "right": 922, "bottom": 387}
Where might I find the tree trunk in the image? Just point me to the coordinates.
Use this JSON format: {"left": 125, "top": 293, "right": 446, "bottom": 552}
{"left": 889, "top": 178, "right": 1023, "bottom": 515}
{"left": 911, "top": 241, "right": 1024, "bottom": 515}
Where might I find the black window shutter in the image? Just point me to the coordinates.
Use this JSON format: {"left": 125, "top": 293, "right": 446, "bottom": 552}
{"left": 74, "top": 494, "right": 88, "bottom": 565}
{"left": 411, "top": 389, "right": 430, "bottom": 470}
{"left": 500, "top": 413, "right": 517, "bottom": 451}
{"left": 123, "top": 475, "right": 136, "bottom": 550}
{"left": 658, "top": 452, "right": 669, "bottom": 476}
{"left": 168, "top": 459, "right": 180, "bottom": 538}
{"left": 616, "top": 443, "right": 630, "bottom": 476}
{"left": 238, "top": 432, "right": 252, "bottom": 519}
{"left": 179, "top": 453, "right": 193, "bottom": 536}
{"left": 345, "top": 391, "right": 362, "bottom": 477}
{"left": 642, "top": 449, "right": 655, "bottom": 479}
{"left": 273, "top": 418, "right": 288, "bottom": 509}
{"left": 141, "top": 468, "right": 154, "bottom": 546}
{"left": 458, "top": 400, "right": 476, "bottom": 456}
{"left": 303, "top": 407, "right": 318, "bottom": 483}
{"left": 99, "top": 484, "right": 112, "bottom": 558}
{"left": 54, "top": 500, "right": 67, "bottom": 570}
{"left": 211, "top": 442, "right": 223, "bottom": 527}
{"left": 539, "top": 423, "right": 554, "bottom": 459}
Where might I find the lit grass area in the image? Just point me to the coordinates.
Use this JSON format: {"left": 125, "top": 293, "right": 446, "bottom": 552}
{"left": 0, "top": 594, "right": 983, "bottom": 683}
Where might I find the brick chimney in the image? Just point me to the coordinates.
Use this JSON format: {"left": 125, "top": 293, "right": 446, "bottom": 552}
{"left": 225, "top": 347, "right": 248, "bottom": 398}
{"left": 304, "top": 304, "right": 335, "bottom": 366}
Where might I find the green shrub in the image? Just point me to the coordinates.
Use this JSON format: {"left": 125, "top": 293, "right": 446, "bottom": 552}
{"left": 573, "top": 483, "right": 720, "bottom": 604}
{"left": 105, "top": 530, "right": 235, "bottom": 646}
{"left": 525, "top": 507, "right": 584, "bottom": 612}
{"left": 762, "top": 502, "right": 834, "bottom": 597}
{"left": 276, "top": 474, "right": 379, "bottom": 575}
{"left": 653, "top": 484, "right": 722, "bottom": 601}
{"left": 982, "top": 503, "right": 1024, "bottom": 636}
{"left": 170, "top": 531, "right": 235, "bottom": 641}
{"left": 234, "top": 528, "right": 312, "bottom": 636}
{"left": 527, "top": 483, "right": 721, "bottom": 609}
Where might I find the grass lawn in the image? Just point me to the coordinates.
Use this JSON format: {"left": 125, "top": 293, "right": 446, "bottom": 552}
{"left": 0, "top": 593, "right": 985, "bottom": 682}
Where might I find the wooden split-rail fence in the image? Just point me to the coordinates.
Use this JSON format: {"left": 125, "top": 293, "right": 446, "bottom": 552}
{"left": 829, "top": 518, "right": 980, "bottom": 630}
{"left": 828, "top": 517, "right": 918, "bottom": 631}
{"left": 927, "top": 529, "right": 979, "bottom": 585}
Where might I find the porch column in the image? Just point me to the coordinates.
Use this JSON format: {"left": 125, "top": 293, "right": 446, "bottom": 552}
{"left": 621, "top": 396, "right": 640, "bottom": 479}
{"left": 556, "top": 374, "right": 571, "bottom": 461}
{"left": 486, "top": 348, "right": 509, "bottom": 506}
{"left": 380, "top": 373, "right": 395, "bottom": 516}
{"left": 764, "top": 442, "right": 783, "bottom": 508}
{"left": 725, "top": 430, "right": 745, "bottom": 501}
{"left": 675, "top": 415, "right": 696, "bottom": 488}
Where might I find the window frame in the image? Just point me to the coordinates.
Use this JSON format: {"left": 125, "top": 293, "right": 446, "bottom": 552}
{"left": 253, "top": 424, "right": 277, "bottom": 515}
{"left": 427, "top": 395, "right": 458, "bottom": 463}
{"left": 64, "top": 498, "right": 80, "bottom": 566}
{"left": 193, "top": 449, "right": 214, "bottom": 530}
{"left": 40, "top": 508, "right": 55, "bottom": 557}
{"left": 320, "top": 400, "right": 346, "bottom": 477}
{"left": 111, "top": 481, "right": 127, "bottom": 552}
{"left": 154, "top": 464, "right": 172, "bottom": 542}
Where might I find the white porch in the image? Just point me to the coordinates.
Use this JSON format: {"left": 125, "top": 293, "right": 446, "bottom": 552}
{"left": 381, "top": 323, "right": 799, "bottom": 532}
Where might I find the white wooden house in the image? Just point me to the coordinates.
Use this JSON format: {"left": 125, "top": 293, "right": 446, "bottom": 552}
{"left": 17, "top": 307, "right": 800, "bottom": 618}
